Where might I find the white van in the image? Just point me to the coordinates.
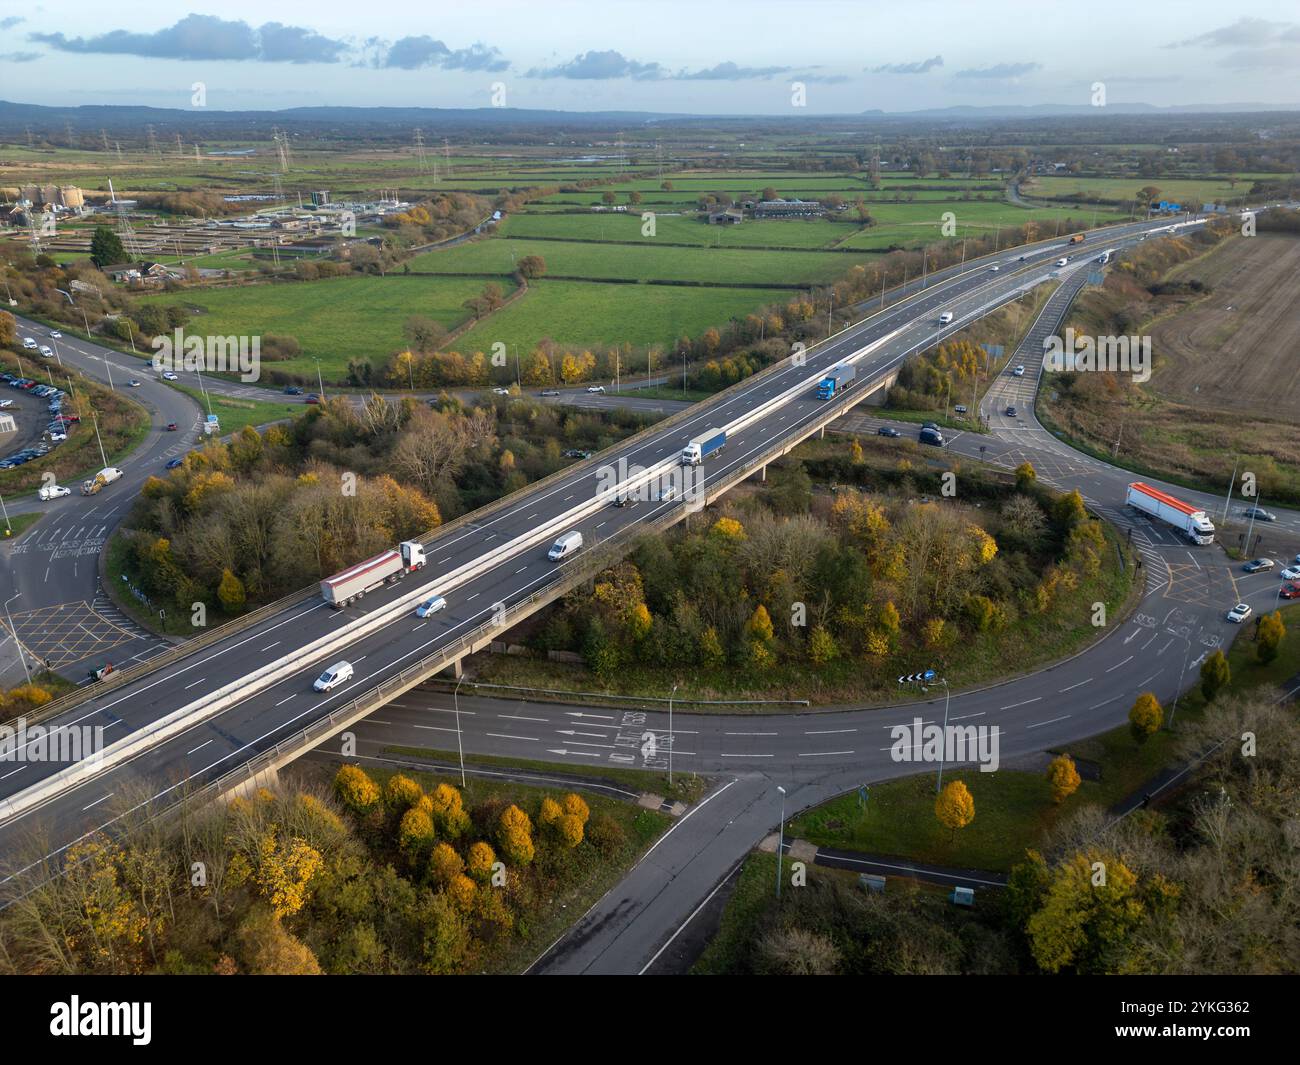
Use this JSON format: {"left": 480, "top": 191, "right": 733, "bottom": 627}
{"left": 938, "top": 312, "right": 953, "bottom": 325}
{"left": 22, "top": 337, "right": 37, "bottom": 349}
{"left": 313, "top": 660, "right": 354, "bottom": 692}
{"left": 99, "top": 467, "right": 124, "bottom": 484}
{"left": 1055, "top": 257, "right": 1068, "bottom": 267}
{"left": 548, "top": 530, "right": 583, "bottom": 561}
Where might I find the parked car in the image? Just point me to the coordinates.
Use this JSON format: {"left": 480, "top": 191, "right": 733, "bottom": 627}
{"left": 1243, "top": 558, "right": 1275, "bottom": 573}
{"left": 953, "top": 404, "right": 967, "bottom": 415}
{"left": 48, "top": 432, "right": 67, "bottom": 442}
{"left": 415, "top": 595, "right": 448, "bottom": 618}
{"left": 38, "top": 484, "right": 71, "bottom": 501}
{"left": 1280, "top": 566, "right": 1300, "bottom": 581}
{"left": 1241, "top": 506, "right": 1276, "bottom": 522}
{"left": 877, "top": 426, "right": 901, "bottom": 438}
{"left": 1226, "top": 603, "right": 1252, "bottom": 623}
{"left": 0, "top": 400, "right": 11, "bottom": 409}
{"left": 1281, "top": 583, "right": 1300, "bottom": 600}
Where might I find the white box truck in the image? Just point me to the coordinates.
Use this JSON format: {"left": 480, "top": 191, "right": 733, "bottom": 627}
{"left": 681, "top": 428, "right": 726, "bottom": 466}
{"left": 1126, "top": 482, "right": 1215, "bottom": 545}
{"left": 320, "top": 540, "right": 428, "bottom": 608}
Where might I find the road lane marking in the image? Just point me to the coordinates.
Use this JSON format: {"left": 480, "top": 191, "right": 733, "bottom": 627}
{"left": 485, "top": 732, "right": 537, "bottom": 742}
{"left": 1026, "top": 715, "right": 1071, "bottom": 729}
{"left": 1104, "top": 655, "right": 1133, "bottom": 673}
{"left": 186, "top": 739, "right": 213, "bottom": 755}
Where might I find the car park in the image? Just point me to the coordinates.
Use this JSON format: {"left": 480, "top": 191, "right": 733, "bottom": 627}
{"left": 1226, "top": 603, "right": 1252, "bottom": 623}
{"left": 313, "top": 661, "right": 354, "bottom": 692}
{"left": 37, "top": 484, "right": 71, "bottom": 501}
{"left": 415, "top": 595, "right": 448, "bottom": 618}
{"left": 1243, "top": 558, "right": 1275, "bottom": 573}
{"left": 877, "top": 426, "right": 901, "bottom": 437}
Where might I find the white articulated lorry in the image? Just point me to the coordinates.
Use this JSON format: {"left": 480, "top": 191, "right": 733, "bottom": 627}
{"left": 320, "top": 541, "right": 428, "bottom": 608}
{"left": 1126, "top": 482, "right": 1215, "bottom": 545}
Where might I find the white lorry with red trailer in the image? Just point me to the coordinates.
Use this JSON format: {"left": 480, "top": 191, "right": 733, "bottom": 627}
{"left": 320, "top": 541, "right": 428, "bottom": 608}
{"left": 1125, "top": 482, "right": 1215, "bottom": 545}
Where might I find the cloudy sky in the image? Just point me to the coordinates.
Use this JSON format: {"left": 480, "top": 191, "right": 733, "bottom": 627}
{"left": 2, "top": 1, "right": 1298, "bottom": 113}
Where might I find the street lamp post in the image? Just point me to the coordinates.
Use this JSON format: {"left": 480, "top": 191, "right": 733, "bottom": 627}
{"left": 668, "top": 683, "right": 677, "bottom": 789}
{"left": 775, "top": 785, "right": 787, "bottom": 898}
{"left": 0, "top": 489, "right": 10, "bottom": 536}
{"left": 934, "top": 676, "right": 952, "bottom": 794}
{"left": 453, "top": 673, "right": 467, "bottom": 788}
{"left": 4, "top": 592, "right": 30, "bottom": 684}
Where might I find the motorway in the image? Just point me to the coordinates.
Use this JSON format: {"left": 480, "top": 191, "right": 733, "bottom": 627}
{"left": 1, "top": 208, "right": 1296, "bottom": 972}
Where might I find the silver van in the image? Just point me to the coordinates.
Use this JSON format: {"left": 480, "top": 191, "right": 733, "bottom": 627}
{"left": 548, "top": 530, "right": 583, "bottom": 561}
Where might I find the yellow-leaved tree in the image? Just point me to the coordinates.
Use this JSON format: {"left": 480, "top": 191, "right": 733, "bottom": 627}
{"left": 935, "top": 780, "right": 975, "bottom": 840}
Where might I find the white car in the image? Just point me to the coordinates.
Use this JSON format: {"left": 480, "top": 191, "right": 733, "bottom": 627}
{"left": 1280, "top": 567, "right": 1300, "bottom": 581}
{"left": 49, "top": 330, "right": 62, "bottom": 339}
{"left": 491, "top": 387, "right": 510, "bottom": 396}
{"left": 22, "top": 337, "right": 37, "bottom": 349}
{"left": 1226, "top": 603, "right": 1252, "bottom": 624}
{"left": 48, "top": 432, "right": 67, "bottom": 442}
{"left": 127, "top": 379, "right": 142, "bottom": 387}
{"left": 38, "top": 345, "right": 53, "bottom": 358}
{"left": 161, "top": 371, "right": 179, "bottom": 381}
{"left": 1012, "top": 365, "right": 1025, "bottom": 377}
{"left": 313, "top": 660, "right": 354, "bottom": 692}
{"left": 0, "top": 399, "right": 11, "bottom": 409}
{"left": 938, "top": 312, "right": 954, "bottom": 325}
{"left": 38, "top": 484, "right": 71, "bottom": 501}
{"left": 989, "top": 264, "right": 1000, "bottom": 272}
{"left": 1056, "top": 257, "right": 1068, "bottom": 267}
{"left": 415, "top": 594, "right": 447, "bottom": 618}
{"left": 586, "top": 385, "right": 606, "bottom": 394}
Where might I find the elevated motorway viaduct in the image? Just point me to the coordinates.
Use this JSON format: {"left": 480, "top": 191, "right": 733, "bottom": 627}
{"left": 0, "top": 208, "right": 1289, "bottom": 919}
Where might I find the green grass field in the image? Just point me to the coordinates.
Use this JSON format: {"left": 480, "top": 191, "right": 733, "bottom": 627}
{"left": 410, "top": 236, "right": 869, "bottom": 285}
{"left": 499, "top": 211, "right": 858, "bottom": 248}
{"left": 451, "top": 278, "right": 791, "bottom": 353}
{"left": 139, "top": 274, "right": 514, "bottom": 378}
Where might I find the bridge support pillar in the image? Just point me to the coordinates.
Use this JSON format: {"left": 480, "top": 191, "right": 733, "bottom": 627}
{"left": 442, "top": 657, "right": 464, "bottom": 680}
{"left": 819, "top": 425, "right": 826, "bottom": 439}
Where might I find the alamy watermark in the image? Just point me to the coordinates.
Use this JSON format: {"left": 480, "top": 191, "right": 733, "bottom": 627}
{"left": 1044, "top": 327, "right": 1151, "bottom": 383}
{"left": 152, "top": 328, "right": 261, "bottom": 382}
{"left": 889, "top": 717, "right": 1001, "bottom": 773}
{"left": 0, "top": 718, "right": 106, "bottom": 767}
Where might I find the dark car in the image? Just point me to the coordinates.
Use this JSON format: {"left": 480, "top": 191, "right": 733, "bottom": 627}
{"left": 1281, "top": 582, "right": 1300, "bottom": 600}
{"left": 165, "top": 422, "right": 178, "bottom": 431}
{"left": 165, "top": 457, "right": 184, "bottom": 469}
{"left": 1241, "top": 506, "right": 1276, "bottom": 522}
{"left": 611, "top": 494, "right": 640, "bottom": 508}
{"left": 1005, "top": 405, "right": 1018, "bottom": 417}
{"left": 305, "top": 394, "right": 320, "bottom": 405}
{"left": 877, "top": 426, "right": 901, "bottom": 438}
{"left": 919, "top": 426, "right": 945, "bottom": 447}
{"left": 1243, "top": 558, "right": 1275, "bottom": 574}
{"left": 283, "top": 385, "right": 303, "bottom": 395}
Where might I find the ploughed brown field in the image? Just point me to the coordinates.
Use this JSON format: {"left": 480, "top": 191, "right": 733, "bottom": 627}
{"left": 1151, "top": 233, "right": 1300, "bottom": 417}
